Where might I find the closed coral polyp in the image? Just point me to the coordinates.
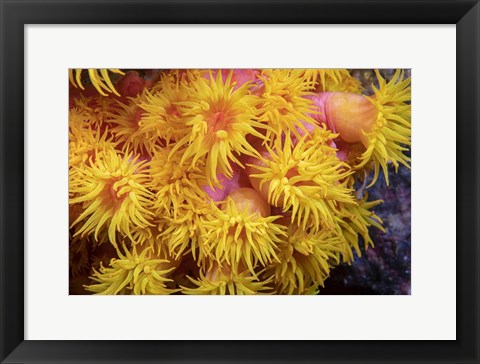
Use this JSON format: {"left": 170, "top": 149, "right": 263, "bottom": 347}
{"left": 324, "top": 92, "right": 378, "bottom": 145}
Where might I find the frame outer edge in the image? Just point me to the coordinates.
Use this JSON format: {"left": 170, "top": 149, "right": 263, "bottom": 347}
{"left": 457, "top": 2, "right": 480, "bottom": 362}
{"left": 0, "top": 0, "right": 479, "bottom": 364}
{"left": 0, "top": 0, "right": 25, "bottom": 363}
{"left": 0, "top": 0, "right": 4, "bottom": 358}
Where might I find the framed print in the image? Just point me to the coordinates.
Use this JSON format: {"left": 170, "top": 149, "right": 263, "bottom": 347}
{"left": 1, "top": 0, "right": 479, "bottom": 363}
{"left": 66, "top": 67, "right": 412, "bottom": 297}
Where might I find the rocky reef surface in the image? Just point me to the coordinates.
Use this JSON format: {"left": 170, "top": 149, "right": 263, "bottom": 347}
{"left": 321, "top": 161, "right": 411, "bottom": 295}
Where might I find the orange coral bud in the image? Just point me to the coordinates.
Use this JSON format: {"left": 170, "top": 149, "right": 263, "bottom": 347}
{"left": 323, "top": 92, "right": 377, "bottom": 145}
{"left": 115, "top": 70, "right": 146, "bottom": 99}
{"left": 226, "top": 187, "right": 271, "bottom": 218}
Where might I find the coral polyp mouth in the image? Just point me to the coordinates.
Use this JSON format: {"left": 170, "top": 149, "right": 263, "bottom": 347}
{"left": 208, "top": 111, "right": 232, "bottom": 132}
{"left": 130, "top": 109, "right": 144, "bottom": 127}
{"left": 99, "top": 177, "right": 130, "bottom": 210}
{"left": 69, "top": 68, "right": 411, "bottom": 295}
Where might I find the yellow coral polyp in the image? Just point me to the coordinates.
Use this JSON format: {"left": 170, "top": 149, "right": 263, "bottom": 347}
{"left": 264, "top": 224, "right": 344, "bottom": 295}
{"left": 200, "top": 197, "right": 287, "bottom": 275}
{"left": 249, "top": 130, "right": 356, "bottom": 229}
{"left": 159, "top": 201, "right": 215, "bottom": 260}
{"left": 149, "top": 146, "right": 208, "bottom": 218}
{"left": 159, "top": 69, "right": 207, "bottom": 88}
{"left": 335, "top": 196, "right": 385, "bottom": 262}
{"left": 358, "top": 70, "right": 411, "bottom": 185}
{"left": 85, "top": 245, "right": 177, "bottom": 295}
{"left": 303, "top": 69, "right": 363, "bottom": 93}
{"left": 70, "top": 95, "right": 120, "bottom": 129}
{"left": 69, "top": 68, "right": 125, "bottom": 96}
{"left": 68, "top": 109, "right": 118, "bottom": 170}
{"left": 107, "top": 92, "right": 162, "bottom": 156}
{"left": 170, "top": 70, "right": 266, "bottom": 187}
{"left": 69, "top": 150, "right": 155, "bottom": 247}
{"left": 129, "top": 225, "right": 160, "bottom": 251}
{"left": 138, "top": 79, "right": 192, "bottom": 146}
{"left": 258, "top": 69, "right": 318, "bottom": 140}
{"left": 69, "top": 129, "right": 116, "bottom": 171}
{"left": 182, "top": 262, "right": 273, "bottom": 295}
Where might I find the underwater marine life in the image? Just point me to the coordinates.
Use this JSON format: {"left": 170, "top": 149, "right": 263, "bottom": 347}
{"left": 69, "top": 68, "right": 411, "bottom": 295}
{"left": 311, "top": 70, "right": 411, "bottom": 185}
{"left": 86, "top": 244, "right": 178, "bottom": 295}
{"left": 69, "top": 150, "right": 155, "bottom": 247}
{"left": 69, "top": 68, "right": 125, "bottom": 96}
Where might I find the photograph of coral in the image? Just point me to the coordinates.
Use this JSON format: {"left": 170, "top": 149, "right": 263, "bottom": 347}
{"left": 69, "top": 69, "right": 411, "bottom": 295}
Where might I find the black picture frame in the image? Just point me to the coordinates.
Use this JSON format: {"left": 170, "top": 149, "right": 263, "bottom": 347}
{"left": 1, "top": 1, "right": 479, "bottom": 363}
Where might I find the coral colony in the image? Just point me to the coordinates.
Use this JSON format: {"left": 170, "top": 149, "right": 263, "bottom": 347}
{"left": 68, "top": 69, "right": 411, "bottom": 295}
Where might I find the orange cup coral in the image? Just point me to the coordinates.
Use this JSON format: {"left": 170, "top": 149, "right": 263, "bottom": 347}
{"left": 69, "top": 68, "right": 411, "bottom": 295}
